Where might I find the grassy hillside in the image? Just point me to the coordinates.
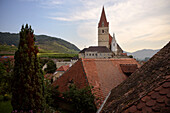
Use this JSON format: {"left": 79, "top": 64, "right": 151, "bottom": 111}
{"left": 0, "top": 44, "right": 17, "bottom": 54}
{"left": 0, "top": 32, "right": 80, "bottom": 54}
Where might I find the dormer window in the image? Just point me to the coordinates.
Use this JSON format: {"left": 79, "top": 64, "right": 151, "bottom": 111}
{"left": 102, "top": 21, "right": 104, "bottom": 27}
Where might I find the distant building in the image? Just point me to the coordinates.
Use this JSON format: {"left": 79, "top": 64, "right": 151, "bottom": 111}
{"left": 79, "top": 7, "right": 126, "bottom": 58}
{"left": 79, "top": 46, "right": 113, "bottom": 59}
{"left": 98, "top": 7, "right": 123, "bottom": 55}
{"left": 55, "top": 59, "right": 78, "bottom": 68}
{"left": 53, "top": 65, "right": 70, "bottom": 81}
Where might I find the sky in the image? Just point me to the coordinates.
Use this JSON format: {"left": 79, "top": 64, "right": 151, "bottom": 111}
{"left": 0, "top": 0, "right": 170, "bottom": 52}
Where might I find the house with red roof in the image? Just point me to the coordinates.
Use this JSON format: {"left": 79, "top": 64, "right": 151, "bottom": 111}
{"left": 53, "top": 58, "right": 140, "bottom": 108}
{"left": 53, "top": 65, "right": 70, "bottom": 81}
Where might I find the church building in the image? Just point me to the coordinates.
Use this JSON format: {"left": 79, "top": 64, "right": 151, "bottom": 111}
{"left": 79, "top": 7, "right": 125, "bottom": 58}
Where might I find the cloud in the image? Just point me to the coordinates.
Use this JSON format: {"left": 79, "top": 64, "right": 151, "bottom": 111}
{"left": 40, "top": 0, "right": 63, "bottom": 8}
{"left": 45, "top": 0, "right": 170, "bottom": 51}
{"left": 20, "top": 0, "right": 63, "bottom": 8}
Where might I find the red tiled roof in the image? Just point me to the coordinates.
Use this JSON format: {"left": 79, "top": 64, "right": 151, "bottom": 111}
{"left": 123, "top": 77, "right": 170, "bottom": 113}
{"left": 53, "top": 58, "right": 140, "bottom": 107}
{"left": 53, "top": 60, "right": 88, "bottom": 92}
{"left": 98, "top": 7, "right": 109, "bottom": 27}
{"left": 121, "top": 53, "right": 127, "bottom": 56}
{"left": 109, "top": 34, "right": 112, "bottom": 46}
{"left": 101, "top": 42, "right": 170, "bottom": 113}
{"left": 57, "top": 65, "right": 69, "bottom": 71}
{"left": 120, "top": 64, "right": 138, "bottom": 73}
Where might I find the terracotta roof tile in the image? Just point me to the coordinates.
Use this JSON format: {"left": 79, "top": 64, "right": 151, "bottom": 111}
{"left": 52, "top": 60, "right": 88, "bottom": 92}
{"left": 159, "top": 88, "right": 169, "bottom": 95}
{"left": 100, "top": 42, "right": 170, "bottom": 113}
{"left": 151, "top": 92, "right": 160, "bottom": 99}
{"left": 136, "top": 101, "right": 145, "bottom": 110}
{"left": 146, "top": 99, "right": 156, "bottom": 107}
{"left": 122, "top": 79, "right": 170, "bottom": 113}
{"left": 162, "top": 82, "right": 170, "bottom": 88}
{"left": 167, "top": 92, "right": 170, "bottom": 98}
{"left": 152, "top": 105, "right": 161, "bottom": 112}
{"left": 165, "top": 99, "right": 170, "bottom": 106}
{"left": 141, "top": 95, "right": 150, "bottom": 102}
{"left": 142, "top": 106, "right": 152, "bottom": 112}
{"left": 120, "top": 64, "right": 138, "bottom": 73}
{"left": 53, "top": 58, "right": 140, "bottom": 108}
{"left": 154, "top": 86, "right": 162, "bottom": 92}
{"left": 82, "top": 58, "right": 139, "bottom": 106}
{"left": 147, "top": 91, "right": 154, "bottom": 96}
{"left": 129, "top": 105, "right": 137, "bottom": 112}
{"left": 156, "top": 95, "right": 167, "bottom": 103}
{"left": 127, "top": 80, "right": 170, "bottom": 113}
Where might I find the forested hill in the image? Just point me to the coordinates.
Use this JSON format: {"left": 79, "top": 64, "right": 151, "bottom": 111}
{"left": 0, "top": 32, "right": 80, "bottom": 53}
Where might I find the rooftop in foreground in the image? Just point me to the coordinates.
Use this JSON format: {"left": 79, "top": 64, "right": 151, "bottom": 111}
{"left": 100, "top": 41, "right": 170, "bottom": 113}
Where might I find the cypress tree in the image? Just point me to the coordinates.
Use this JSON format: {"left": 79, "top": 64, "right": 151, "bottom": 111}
{"left": 11, "top": 24, "right": 45, "bottom": 112}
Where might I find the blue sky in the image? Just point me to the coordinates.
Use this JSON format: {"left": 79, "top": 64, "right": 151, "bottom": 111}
{"left": 0, "top": 0, "right": 170, "bottom": 52}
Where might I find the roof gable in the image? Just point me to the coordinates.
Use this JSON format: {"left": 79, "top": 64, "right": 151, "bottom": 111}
{"left": 57, "top": 65, "right": 69, "bottom": 71}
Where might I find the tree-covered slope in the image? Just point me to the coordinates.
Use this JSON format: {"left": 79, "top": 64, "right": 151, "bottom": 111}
{"left": 0, "top": 32, "right": 80, "bottom": 53}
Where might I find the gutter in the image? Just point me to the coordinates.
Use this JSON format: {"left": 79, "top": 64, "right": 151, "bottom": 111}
{"left": 97, "top": 91, "right": 111, "bottom": 113}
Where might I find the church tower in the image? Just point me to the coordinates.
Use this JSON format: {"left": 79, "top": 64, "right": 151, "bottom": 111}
{"left": 98, "top": 7, "right": 110, "bottom": 48}
{"left": 111, "top": 33, "right": 118, "bottom": 55}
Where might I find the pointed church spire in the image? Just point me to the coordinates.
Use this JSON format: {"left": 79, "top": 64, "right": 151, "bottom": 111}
{"left": 98, "top": 6, "right": 109, "bottom": 28}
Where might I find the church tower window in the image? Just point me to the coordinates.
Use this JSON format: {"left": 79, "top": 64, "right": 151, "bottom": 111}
{"left": 102, "top": 30, "right": 104, "bottom": 33}
{"left": 102, "top": 21, "right": 104, "bottom": 27}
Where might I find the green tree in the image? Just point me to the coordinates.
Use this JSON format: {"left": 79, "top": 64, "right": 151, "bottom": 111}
{"left": 0, "top": 62, "right": 7, "bottom": 95}
{"left": 128, "top": 55, "right": 133, "bottom": 58}
{"left": 45, "top": 60, "right": 56, "bottom": 73}
{"left": 0, "top": 60, "right": 12, "bottom": 97}
{"left": 11, "top": 24, "right": 45, "bottom": 112}
{"left": 63, "top": 85, "right": 97, "bottom": 113}
{"left": 45, "top": 84, "right": 60, "bottom": 110}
